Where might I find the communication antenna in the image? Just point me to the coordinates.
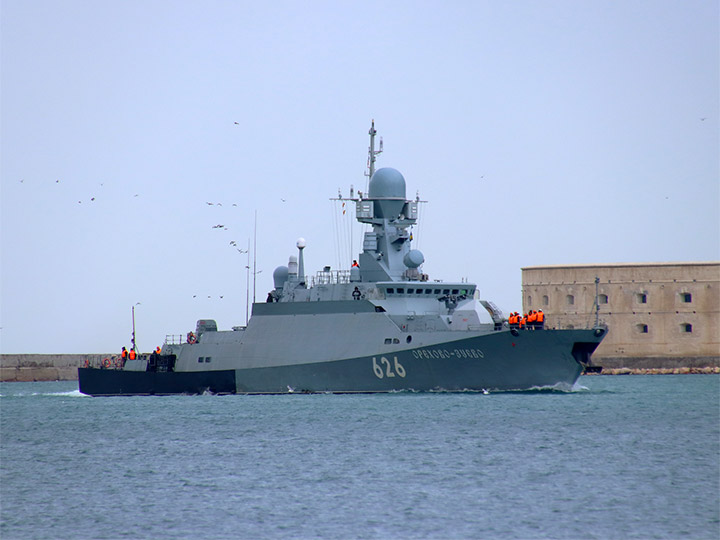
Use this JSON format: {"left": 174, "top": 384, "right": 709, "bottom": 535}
{"left": 252, "top": 210, "right": 257, "bottom": 304}
{"left": 245, "top": 238, "right": 250, "bottom": 325}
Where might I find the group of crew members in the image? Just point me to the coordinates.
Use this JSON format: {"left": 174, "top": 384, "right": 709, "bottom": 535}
{"left": 118, "top": 346, "right": 162, "bottom": 365}
{"left": 508, "top": 310, "right": 545, "bottom": 330}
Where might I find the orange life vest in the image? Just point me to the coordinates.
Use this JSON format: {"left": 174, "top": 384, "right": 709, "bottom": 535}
{"left": 129, "top": 350, "right": 136, "bottom": 360}
{"left": 537, "top": 311, "right": 544, "bottom": 323}
{"left": 121, "top": 349, "right": 128, "bottom": 358}
{"left": 528, "top": 311, "right": 537, "bottom": 323}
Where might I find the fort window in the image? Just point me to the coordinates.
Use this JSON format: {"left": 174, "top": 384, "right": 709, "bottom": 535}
{"left": 682, "top": 323, "right": 693, "bottom": 333}
{"left": 527, "top": 295, "right": 532, "bottom": 305}
{"left": 636, "top": 324, "right": 649, "bottom": 334}
{"left": 599, "top": 294, "right": 608, "bottom": 304}
{"left": 681, "top": 293, "right": 692, "bottom": 303}
{"left": 542, "top": 295, "right": 549, "bottom": 306}
{"left": 566, "top": 294, "right": 575, "bottom": 306}
{"left": 637, "top": 293, "right": 647, "bottom": 304}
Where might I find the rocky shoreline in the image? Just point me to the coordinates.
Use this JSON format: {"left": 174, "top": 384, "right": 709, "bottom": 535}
{"left": 586, "top": 366, "right": 720, "bottom": 376}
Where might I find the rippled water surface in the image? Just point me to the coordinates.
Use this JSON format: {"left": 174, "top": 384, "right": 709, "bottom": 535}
{"left": 1, "top": 375, "right": 718, "bottom": 539}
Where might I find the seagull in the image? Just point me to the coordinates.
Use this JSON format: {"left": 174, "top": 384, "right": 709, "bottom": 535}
{"left": 232, "top": 203, "right": 237, "bottom": 207}
{"left": 134, "top": 194, "right": 139, "bottom": 197}
{"left": 280, "top": 198, "right": 286, "bottom": 202}
{"left": 700, "top": 117, "right": 707, "bottom": 121}
{"left": 212, "top": 224, "right": 225, "bottom": 229}
{"left": 234, "top": 121, "right": 239, "bottom": 125}
{"left": 206, "top": 202, "right": 214, "bottom": 205}
{"left": 216, "top": 203, "right": 222, "bottom": 206}
{"left": 229, "top": 240, "right": 237, "bottom": 246}
{"left": 91, "top": 197, "right": 95, "bottom": 201}
{"left": 193, "top": 295, "right": 197, "bottom": 298}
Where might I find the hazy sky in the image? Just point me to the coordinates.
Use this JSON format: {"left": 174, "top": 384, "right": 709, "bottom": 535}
{"left": 1, "top": 0, "right": 718, "bottom": 354}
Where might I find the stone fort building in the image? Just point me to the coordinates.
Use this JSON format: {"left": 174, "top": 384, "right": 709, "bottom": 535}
{"left": 521, "top": 262, "right": 719, "bottom": 368}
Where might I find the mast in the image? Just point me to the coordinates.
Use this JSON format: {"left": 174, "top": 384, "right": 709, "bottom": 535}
{"left": 366, "top": 119, "right": 383, "bottom": 181}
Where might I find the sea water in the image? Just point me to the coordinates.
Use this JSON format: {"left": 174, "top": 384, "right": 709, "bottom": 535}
{"left": 1, "top": 375, "right": 718, "bottom": 540}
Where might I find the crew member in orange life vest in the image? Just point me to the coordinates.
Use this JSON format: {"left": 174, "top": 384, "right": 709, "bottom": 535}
{"left": 536, "top": 309, "right": 545, "bottom": 329}
{"left": 121, "top": 347, "right": 128, "bottom": 360}
{"left": 528, "top": 310, "right": 538, "bottom": 329}
{"left": 352, "top": 260, "right": 359, "bottom": 267}
{"left": 128, "top": 348, "right": 137, "bottom": 360}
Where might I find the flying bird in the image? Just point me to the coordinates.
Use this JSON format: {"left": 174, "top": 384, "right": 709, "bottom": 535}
{"left": 206, "top": 202, "right": 214, "bottom": 205}
{"left": 234, "top": 121, "right": 239, "bottom": 125}
{"left": 212, "top": 224, "right": 225, "bottom": 229}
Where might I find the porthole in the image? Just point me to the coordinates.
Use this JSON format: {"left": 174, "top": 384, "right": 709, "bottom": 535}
{"left": 406, "top": 335, "right": 412, "bottom": 344}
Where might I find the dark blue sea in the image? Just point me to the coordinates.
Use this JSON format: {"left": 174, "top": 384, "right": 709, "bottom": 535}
{"left": 1, "top": 375, "right": 718, "bottom": 540}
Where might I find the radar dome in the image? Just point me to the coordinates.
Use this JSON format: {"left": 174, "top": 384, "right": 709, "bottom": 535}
{"left": 273, "top": 266, "right": 289, "bottom": 289}
{"left": 404, "top": 249, "right": 425, "bottom": 269}
{"left": 369, "top": 168, "right": 406, "bottom": 199}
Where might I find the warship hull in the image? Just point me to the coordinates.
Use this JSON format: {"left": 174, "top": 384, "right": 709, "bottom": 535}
{"left": 78, "top": 328, "right": 603, "bottom": 396}
{"left": 78, "top": 122, "right": 607, "bottom": 397}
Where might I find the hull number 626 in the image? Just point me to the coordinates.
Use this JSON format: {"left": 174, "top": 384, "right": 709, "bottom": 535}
{"left": 372, "top": 356, "right": 406, "bottom": 379}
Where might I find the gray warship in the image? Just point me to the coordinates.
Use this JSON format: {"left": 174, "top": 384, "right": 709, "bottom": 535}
{"left": 79, "top": 122, "right": 607, "bottom": 396}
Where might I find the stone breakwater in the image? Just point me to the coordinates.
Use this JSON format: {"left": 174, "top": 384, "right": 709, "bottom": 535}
{"left": 0, "top": 354, "right": 113, "bottom": 382}
{"left": 1, "top": 354, "right": 719, "bottom": 382}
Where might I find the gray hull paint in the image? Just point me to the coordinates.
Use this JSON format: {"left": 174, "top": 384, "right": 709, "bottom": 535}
{"left": 232, "top": 329, "right": 595, "bottom": 393}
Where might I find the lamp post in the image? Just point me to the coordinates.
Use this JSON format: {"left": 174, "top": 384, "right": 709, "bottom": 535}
{"left": 131, "top": 302, "right": 141, "bottom": 352}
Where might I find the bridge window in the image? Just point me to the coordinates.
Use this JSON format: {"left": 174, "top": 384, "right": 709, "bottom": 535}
{"left": 443, "top": 289, "right": 450, "bottom": 295}
{"left": 433, "top": 289, "right": 441, "bottom": 294}
{"left": 397, "top": 288, "right": 404, "bottom": 294}
{"left": 416, "top": 289, "right": 423, "bottom": 294}
{"left": 408, "top": 288, "right": 414, "bottom": 294}
{"left": 387, "top": 288, "right": 394, "bottom": 294}
{"left": 425, "top": 289, "right": 432, "bottom": 294}
{"left": 452, "top": 289, "right": 459, "bottom": 295}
